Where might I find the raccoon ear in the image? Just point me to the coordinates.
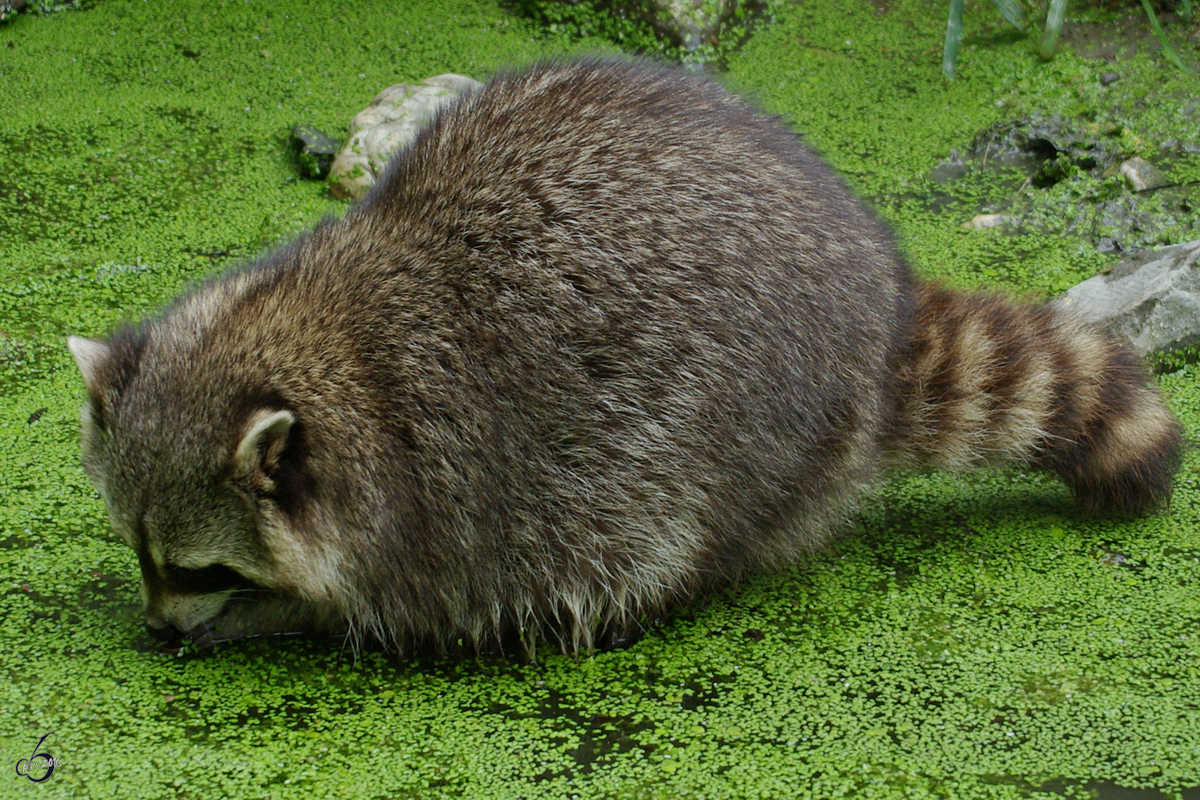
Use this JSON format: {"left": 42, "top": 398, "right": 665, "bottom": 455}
{"left": 67, "top": 336, "right": 112, "bottom": 397}
{"left": 234, "top": 409, "right": 296, "bottom": 479}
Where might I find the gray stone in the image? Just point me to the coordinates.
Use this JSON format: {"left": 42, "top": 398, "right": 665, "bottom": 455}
{"left": 0, "top": 0, "right": 25, "bottom": 23}
{"left": 291, "top": 124, "right": 340, "bottom": 180}
{"left": 1057, "top": 239, "right": 1200, "bottom": 357}
{"left": 1119, "top": 156, "right": 1169, "bottom": 192}
{"left": 931, "top": 149, "right": 968, "bottom": 184}
{"left": 328, "top": 74, "right": 482, "bottom": 200}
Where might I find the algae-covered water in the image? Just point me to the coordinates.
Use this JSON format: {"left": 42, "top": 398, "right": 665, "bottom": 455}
{"left": 2, "top": 1, "right": 1200, "bottom": 797}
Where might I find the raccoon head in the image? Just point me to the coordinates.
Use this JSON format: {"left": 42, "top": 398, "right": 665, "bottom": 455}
{"left": 67, "top": 333, "right": 345, "bottom": 646}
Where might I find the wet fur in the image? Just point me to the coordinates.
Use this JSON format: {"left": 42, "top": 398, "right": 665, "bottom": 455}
{"left": 68, "top": 58, "right": 1182, "bottom": 657}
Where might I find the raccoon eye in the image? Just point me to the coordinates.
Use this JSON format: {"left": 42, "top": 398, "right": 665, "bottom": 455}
{"left": 163, "top": 562, "right": 256, "bottom": 594}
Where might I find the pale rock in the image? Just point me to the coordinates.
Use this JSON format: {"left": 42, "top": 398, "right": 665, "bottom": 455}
{"left": 1057, "top": 239, "right": 1200, "bottom": 357}
{"left": 1118, "top": 156, "right": 1168, "bottom": 192}
{"left": 328, "top": 74, "right": 482, "bottom": 200}
{"left": 963, "top": 213, "right": 1010, "bottom": 230}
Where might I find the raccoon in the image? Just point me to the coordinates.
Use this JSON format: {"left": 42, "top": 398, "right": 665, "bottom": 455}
{"left": 67, "top": 58, "right": 1182, "bottom": 656}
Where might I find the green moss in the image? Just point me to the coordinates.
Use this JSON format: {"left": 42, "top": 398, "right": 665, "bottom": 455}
{"left": 3, "top": 1, "right": 1200, "bottom": 798}
{"left": 507, "top": 0, "right": 767, "bottom": 66}
{"left": 1151, "top": 345, "right": 1200, "bottom": 375}
{"left": 508, "top": 0, "right": 669, "bottom": 57}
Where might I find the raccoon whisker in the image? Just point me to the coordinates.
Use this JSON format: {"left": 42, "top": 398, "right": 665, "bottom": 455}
{"left": 226, "top": 587, "right": 273, "bottom": 600}
{"left": 206, "top": 630, "right": 310, "bottom": 646}
{"left": 339, "top": 627, "right": 360, "bottom": 663}
{"left": 339, "top": 611, "right": 375, "bottom": 663}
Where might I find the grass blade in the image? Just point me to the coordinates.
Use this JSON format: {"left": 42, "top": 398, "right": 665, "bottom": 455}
{"left": 991, "top": 0, "right": 1026, "bottom": 30}
{"left": 1182, "top": 0, "right": 1193, "bottom": 23}
{"left": 943, "top": 0, "right": 965, "bottom": 79}
{"left": 1039, "top": 0, "right": 1068, "bottom": 60}
{"left": 1140, "top": 0, "right": 1195, "bottom": 72}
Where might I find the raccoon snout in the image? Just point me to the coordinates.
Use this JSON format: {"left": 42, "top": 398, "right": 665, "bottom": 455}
{"left": 145, "top": 620, "right": 185, "bottom": 644}
{"left": 144, "top": 589, "right": 234, "bottom": 639}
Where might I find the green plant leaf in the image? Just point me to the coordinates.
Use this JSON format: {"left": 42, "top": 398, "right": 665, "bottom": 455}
{"left": 942, "top": 0, "right": 965, "bottom": 80}
{"left": 990, "top": 0, "right": 1026, "bottom": 30}
{"left": 1139, "top": 0, "right": 1194, "bottom": 73}
{"left": 1039, "top": 0, "right": 1068, "bottom": 61}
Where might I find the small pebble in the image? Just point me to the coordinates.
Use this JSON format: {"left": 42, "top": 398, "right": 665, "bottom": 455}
{"left": 963, "top": 213, "right": 1009, "bottom": 230}
{"left": 1119, "top": 156, "right": 1168, "bottom": 192}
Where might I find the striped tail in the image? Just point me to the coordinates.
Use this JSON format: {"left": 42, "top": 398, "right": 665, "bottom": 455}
{"left": 887, "top": 283, "right": 1184, "bottom": 514}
